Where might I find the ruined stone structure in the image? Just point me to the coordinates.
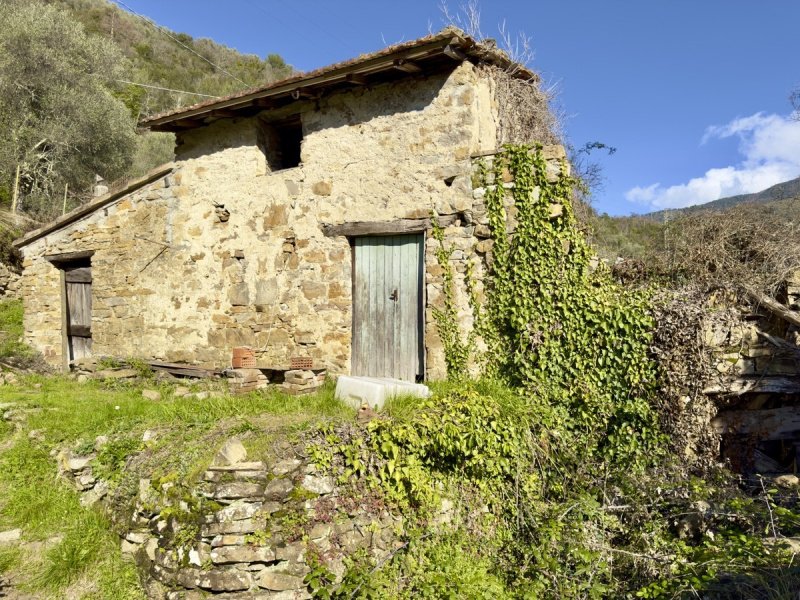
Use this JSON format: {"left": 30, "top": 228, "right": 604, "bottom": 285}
{"left": 13, "top": 29, "right": 559, "bottom": 380}
{"left": 703, "top": 293, "right": 800, "bottom": 474}
{"left": 667, "top": 288, "right": 800, "bottom": 474}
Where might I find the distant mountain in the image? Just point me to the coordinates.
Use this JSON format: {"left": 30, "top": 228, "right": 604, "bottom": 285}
{"left": 588, "top": 176, "right": 800, "bottom": 262}
{"left": 647, "top": 176, "right": 800, "bottom": 221}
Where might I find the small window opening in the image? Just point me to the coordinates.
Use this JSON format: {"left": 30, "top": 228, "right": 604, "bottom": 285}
{"left": 257, "top": 116, "right": 303, "bottom": 171}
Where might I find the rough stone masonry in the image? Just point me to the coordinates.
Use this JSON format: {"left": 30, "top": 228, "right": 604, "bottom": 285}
{"left": 14, "top": 38, "right": 564, "bottom": 381}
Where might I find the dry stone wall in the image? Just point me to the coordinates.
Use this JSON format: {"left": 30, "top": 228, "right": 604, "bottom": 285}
{"left": 60, "top": 436, "right": 406, "bottom": 599}
{"left": 702, "top": 296, "right": 800, "bottom": 396}
{"left": 18, "top": 62, "right": 501, "bottom": 378}
{"left": 670, "top": 290, "right": 800, "bottom": 472}
{"left": 0, "top": 263, "right": 20, "bottom": 299}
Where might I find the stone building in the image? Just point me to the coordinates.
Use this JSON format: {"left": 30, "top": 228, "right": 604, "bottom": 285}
{"left": 13, "top": 28, "right": 559, "bottom": 380}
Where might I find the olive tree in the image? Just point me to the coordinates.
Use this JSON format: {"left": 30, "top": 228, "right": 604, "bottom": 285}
{"left": 0, "top": 0, "right": 136, "bottom": 218}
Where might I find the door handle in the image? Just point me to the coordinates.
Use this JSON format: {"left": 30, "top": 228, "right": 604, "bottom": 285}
{"left": 389, "top": 289, "right": 398, "bottom": 301}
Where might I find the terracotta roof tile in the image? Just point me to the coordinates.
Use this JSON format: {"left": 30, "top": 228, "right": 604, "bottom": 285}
{"left": 140, "top": 28, "right": 532, "bottom": 128}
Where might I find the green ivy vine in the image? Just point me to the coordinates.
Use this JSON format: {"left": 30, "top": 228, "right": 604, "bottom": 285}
{"left": 436, "top": 144, "right": 662, "bottom": 464}
{"left": 430, "top": 215, "right": 475, "bottom": 381}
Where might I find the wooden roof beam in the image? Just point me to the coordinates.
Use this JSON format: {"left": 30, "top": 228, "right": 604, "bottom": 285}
{"left": 345, "top": 73, "right": 368, "bottom": 85}
{"left": 209, "top": 108, "right": 239, "bottom": 118}
{"left": 393, "top": 58, "right": 422, "bottom": 73}
{"left": 141, "top": 38, "right": 466, "bottom": 129}
{"left": 171, "top": 119, "right": 200, "bottom": 129}
{"left": 290, "top": 88, "right": 319, "bottom": 100}
{"left": 252, "top": 97, "right": 277, "bottom": 109}
{"left": 443, "top": 44, "right": 467, "bottom": 61}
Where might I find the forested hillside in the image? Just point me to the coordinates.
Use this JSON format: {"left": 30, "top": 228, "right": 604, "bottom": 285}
{"left": 0, "top": 0, "right": 293, "bottom": 223}
{"left": 49, "top": 0, "right": 293, "bottom": 118}
{"left": 590, "top": 178, "right": 800, "bottom": 263}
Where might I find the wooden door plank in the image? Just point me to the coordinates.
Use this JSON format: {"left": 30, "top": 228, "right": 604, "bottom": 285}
{"left": 68, "top": 324, "right": 91, "bottom": 338}
{"left": 396, "top": 235, "right": 408, "bottom": 381}
{"left": 415, "top": 234, "right": 424, "bottom": 379}
{"left": 406, "top": 234, "right": 422, "bottom": 381}
{"left": 365, "top": 236, "right": 374, "bottom": 377}
{"left": 383, "top": 236, "right": 393, "bottom": 379}
{"left": 66, "top": 282, "right": 92, "bottom": 327}
{"left": 65, "top": 271, "right": 92, "bottom": 362}
{"left": 351, "top": 234, "right": 424, "bottom": 381}
{"left": 353, "top": 238, "right": 360, "bottom": 375}
{"left": 354, "top": 238, "right": 370, "bottom": 376}
{"left": 372, "top": 236, "right": 382, "bottom": 378}
{"left": 70, "top": 336, "right": 92, "bottom": 360}
{"left": 407, "top": 234, "right": 423, "bottom": 381}
{"left": 392, "top": 236, "right": 403, "bottom": 380}
{"left": 372, "top": 237, "right": 385, "bottom": 378}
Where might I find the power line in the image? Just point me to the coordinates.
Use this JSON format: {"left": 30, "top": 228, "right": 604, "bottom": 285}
{"left": 110, "top": 0, "right": 251, "bottom": 88}
{"left": 114, "top": 79, "right": 220, "bottom": 98}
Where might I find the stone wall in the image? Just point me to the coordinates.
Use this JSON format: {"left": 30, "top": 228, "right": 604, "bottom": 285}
{"left": 59, "top": 437, "right": 408, "bottom": 599}
{"left": 18, "top": 62, "right": 566, "bottom": 381}
{"left": 18, "top": 62, "right": 502, "bottom": 377}
{"left": 0, "top": 263, "right": 20, "bottom": 299}
{"left": 686, "top": 292, "right": 800, "bottom": 472}
{"left": 702, "top": 296, "right": 800, "bottom": 396}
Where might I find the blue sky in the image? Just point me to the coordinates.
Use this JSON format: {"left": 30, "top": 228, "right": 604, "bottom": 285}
{"left": 116, "top": 0, "right": 800, "bottom": 215}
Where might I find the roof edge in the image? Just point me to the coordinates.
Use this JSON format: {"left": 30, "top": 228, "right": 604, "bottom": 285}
{"left": 140, "top": 28, "right": 535, "bottom": 132}
{"left": 13, "top": 164, "right": 175, "bottom": 249}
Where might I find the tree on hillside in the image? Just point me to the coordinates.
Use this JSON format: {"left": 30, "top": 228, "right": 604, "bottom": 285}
{"left": 49, "top": 0, "right": 294, "bottom": 118}
{"left": 0, "top": 0, "right": 136, "bottom": 218}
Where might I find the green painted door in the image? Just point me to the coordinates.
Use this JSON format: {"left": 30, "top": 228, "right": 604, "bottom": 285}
{"left": 352, "top": 234, "right": 424, "bottom": 381}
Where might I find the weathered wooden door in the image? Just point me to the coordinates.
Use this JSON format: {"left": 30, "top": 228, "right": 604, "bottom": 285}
{"left": 352, "top": 234, "right": 424, "bottom": 381}
{"left": 64, "top": 265, "right": 92, "bottom": 361}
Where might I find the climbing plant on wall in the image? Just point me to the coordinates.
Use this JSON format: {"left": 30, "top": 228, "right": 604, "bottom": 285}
{"left": 315, "top": 145, "right": 800, "bottom": 599}
{"left": 435, "top": 144, "right": 661, "bottom": 463}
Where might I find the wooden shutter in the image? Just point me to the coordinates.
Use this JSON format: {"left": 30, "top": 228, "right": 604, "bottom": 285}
{"left": 64, "top": 266, "right": 92, "bottom": 360}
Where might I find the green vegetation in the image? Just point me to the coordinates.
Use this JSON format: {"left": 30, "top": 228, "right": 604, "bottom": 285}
{"left": 0, "top": 0, "right": 136, "bottom": 220}
{"left": 0, "top": 374, "right": 349, "bottom": 597}
{"left": 588, "top": 212, "right": 666, "bottom": 262}
{"left": 589, "top": 195, "right": 800, "bottom": 300}
{"left": 0, "top": 418, "right": 143, "bottom": 598}
{"left": 646, "top": 175, "right": 800, "bottom": 222}
{"left": 0, "top": 0, "right": 293, "bottom": 221}
{"left": 312, "top": 380, "right": 800, "bottom": 598}
{"left": 2, "top": 145, "right": 800, "bottom": 596}
{"left": 586, "top": 178, "right": 800, "bottom": 272}
{"left": 304, "top": 146, "right": 800, "bottom": 599}
{"left": 476, "top": 147, "right": 660, "bottom": 462}
{"left": 53, "top": 0, "right": 293, "bottom": 117}
{"left": 0, "top": 299, "right": 30, "bottom": 360}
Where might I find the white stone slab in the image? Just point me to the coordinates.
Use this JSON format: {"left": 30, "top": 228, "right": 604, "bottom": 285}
{"left": 334, "top": 376, "right": 431, "bottom": 410}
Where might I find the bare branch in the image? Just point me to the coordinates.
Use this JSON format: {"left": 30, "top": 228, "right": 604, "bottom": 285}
{"left": 439, "top": 0, "right": 483, "bottom": 39}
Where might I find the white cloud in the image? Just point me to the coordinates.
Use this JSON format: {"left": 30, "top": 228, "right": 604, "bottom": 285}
{"left": 626, "top": 112, "right": 800, "bottom": 210}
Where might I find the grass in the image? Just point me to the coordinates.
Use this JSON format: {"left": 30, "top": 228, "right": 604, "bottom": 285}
{"left": 0, "top": 299, "right": 29, "bottom": 359}
{"left": 0, "top": 373, "right": 354, "bottom": 598}
{"left": 0, "top": 429, "right": 143, "bottom": 598}
{"left": 3, "top": 374, "right": 349, "bottom": 445}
